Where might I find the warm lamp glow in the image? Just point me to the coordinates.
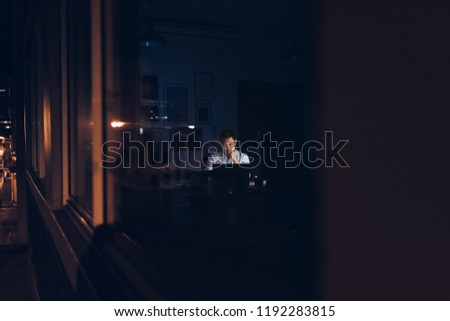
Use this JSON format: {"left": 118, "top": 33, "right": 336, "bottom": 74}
{"left": 111, "top": 121, "right": 125, "bottom": 128}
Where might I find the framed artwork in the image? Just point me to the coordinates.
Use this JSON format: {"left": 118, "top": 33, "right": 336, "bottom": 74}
{"left": 195, "top": 102, "right": 214, "bottom": 124}
{"left": 194, "top": 72, "right": 214, "bottom": 101}
{"left": 141, "top": 74, "right": 158, "bottom": 100}
{"left": 164, "top": 83, "right": 191, "bottom": 122}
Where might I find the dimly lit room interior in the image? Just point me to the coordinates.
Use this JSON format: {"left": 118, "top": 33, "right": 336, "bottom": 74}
{"left": 0, "top": 0, "right": 449, "bottom": 301}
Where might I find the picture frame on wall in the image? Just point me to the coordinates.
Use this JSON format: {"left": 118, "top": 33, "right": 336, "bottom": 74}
{"left": 195, "top": 102, "right": 214, "bottom": 124}
{"left": 163, "top": 83, "right": 191, "bottom": 122}
{"left": 141, "top": 74, "right": 158, "bottom": 100}
{"left": 194, "top": 72, "right": 214, "bottom": 101}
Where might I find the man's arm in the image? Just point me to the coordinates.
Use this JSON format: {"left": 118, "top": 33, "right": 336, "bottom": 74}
{"left": 205, "top": 153, "right": 221, "bottom": 170}
{"left": 240, "top": 152, "right": 250, "bottom": 164}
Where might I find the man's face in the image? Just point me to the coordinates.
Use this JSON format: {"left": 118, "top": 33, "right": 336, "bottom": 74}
{"left": 222, "top": 137, "right": 236, "bottom": 156}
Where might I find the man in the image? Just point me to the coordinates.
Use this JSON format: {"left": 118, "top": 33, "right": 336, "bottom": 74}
{"left": 206, "top": 129, "right": 250, "bottom": 170}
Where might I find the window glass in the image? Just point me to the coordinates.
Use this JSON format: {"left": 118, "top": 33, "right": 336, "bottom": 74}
{"left": 105, "top": 0, "right": 311, "bottom": 299}
{"left": 28, "top": 25, "right": 46, "bottom": 181}
{"left": 29, "top": 40, "right": 38, "bottom": 172}
{"left": 67, "top": 0, "right": 93, "bottom": 212}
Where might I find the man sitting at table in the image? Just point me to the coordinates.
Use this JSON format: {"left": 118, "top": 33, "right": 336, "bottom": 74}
{"left": 205, "top": 128, "right": 250, "bottom": 170}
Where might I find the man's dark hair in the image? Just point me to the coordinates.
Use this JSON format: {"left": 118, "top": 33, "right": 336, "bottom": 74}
{"left": 219, "top": 128, "right": 236, "bottom": 142}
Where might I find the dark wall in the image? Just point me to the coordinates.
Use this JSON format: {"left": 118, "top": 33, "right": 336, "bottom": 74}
{"left": 316, "top": 0, "right": 450, "bottom": 299}
{"left": 0, "top": 0, "right": 13, "bottom": 77}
